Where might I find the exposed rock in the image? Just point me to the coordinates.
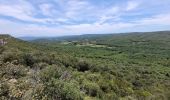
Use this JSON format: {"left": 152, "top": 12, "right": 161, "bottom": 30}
{"left": 0, "top": 39, "right": 7, "bottom": 46}
{"left": 9, "top": 79, "right": 17, "bottom": 84}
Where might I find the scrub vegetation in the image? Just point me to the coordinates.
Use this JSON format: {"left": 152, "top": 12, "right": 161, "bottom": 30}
{"left": 0, "top": 31, "right": 170, "bottom": 100}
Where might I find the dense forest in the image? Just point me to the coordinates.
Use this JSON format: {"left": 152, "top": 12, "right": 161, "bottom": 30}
{"left": 0, "top": 31, "right": 170, "bottom": 100}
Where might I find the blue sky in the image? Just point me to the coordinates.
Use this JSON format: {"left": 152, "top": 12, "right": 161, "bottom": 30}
{"left": 0, "top": 0, "right": 170, "bottom": 37}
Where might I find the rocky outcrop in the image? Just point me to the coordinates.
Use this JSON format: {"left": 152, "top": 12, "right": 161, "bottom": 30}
{"left": 0, "top": 39, "right": 7, "bottom": 46}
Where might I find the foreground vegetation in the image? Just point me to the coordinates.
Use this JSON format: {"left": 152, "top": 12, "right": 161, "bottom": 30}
{"left": 0, "top": 31, "right": 170, "bottom": 100}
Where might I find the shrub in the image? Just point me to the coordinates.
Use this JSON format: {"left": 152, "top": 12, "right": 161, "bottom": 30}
{"left": 0, "top": 47, "right": 4, "bottom": 54}
{"left": 0, "top": 83, "right": 9, "bottom": 98}
{"left": 23, "top": 54, "right": 36, "bottom": 67}
{"left": 82, "top": 81, "right": 102, "bottom": 97}
{"left": 104, "top": 93, "right": 118, "bottom": 100}
{"left": 39, "top": 65, "right": 63, "bottom": 82}
{"left": 77, "top": 60, "right": 90, "bottom": 72}
{"left": 2, "top": 52, "right": 19, "bottom": 63}
{"left": 136, "top": 90, "right": 152, "bottom": 99}
{"left": 98, "top": 80, "right": 111, "bottom": 93}
{"left": 33, "top": 79, "right": 84, "bottom": 100}
{"left": 3, "top": 63, "right": 27, "bottom": 79}
{"left": 86, "top": 73, "right": 101, "bottom": 82}
{"left": 32, "top": 62, "right": 48, "bottom": 70}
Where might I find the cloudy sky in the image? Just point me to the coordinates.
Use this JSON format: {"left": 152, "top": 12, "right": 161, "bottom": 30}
{"left": 0, "top": 0, "right": 170, "bottom": 37}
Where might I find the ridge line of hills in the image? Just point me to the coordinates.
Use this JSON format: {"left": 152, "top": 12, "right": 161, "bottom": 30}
{"left": 17, "top": 30, "right": 170, "bottom": 41}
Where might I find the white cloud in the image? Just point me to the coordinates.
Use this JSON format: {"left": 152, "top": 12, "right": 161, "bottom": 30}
{"left": 65, "top": 0, "right": 94, "bottom": 20}
{"left": 105, "top": 6, "right": 120, "bottom": 15}
{"left": 0, "top": 0, "right": 139, "bottom": 25}
{"left": 126, "top": 1, "right": 139, "bottom": 11}
{"left": 1, "top": 13, "right": 170, "bottom": 37}
{"left": 137, "top": 14, "right": 170, "bottom": 25}
{"left": 0, "top": 0, "right": 65, "bottom": 24}
{"left": 0, "top": 0, "right": 48, "bottom": 23}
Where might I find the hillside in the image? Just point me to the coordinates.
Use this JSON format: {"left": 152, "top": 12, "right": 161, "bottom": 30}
{"left": 0, "top": 31, "right": 170, "bottom": 100}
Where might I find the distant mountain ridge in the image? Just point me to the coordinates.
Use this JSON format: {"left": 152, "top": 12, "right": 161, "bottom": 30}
{"left": 2, "top": 30, "right": 170, "bottom": 42}
{"left": 24, "top": 31, "right": 170, "bottom": 42}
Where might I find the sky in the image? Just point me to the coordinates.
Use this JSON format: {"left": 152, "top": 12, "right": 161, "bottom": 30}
{"left": 0, "top": 0, "right": 170, "bottom": 37}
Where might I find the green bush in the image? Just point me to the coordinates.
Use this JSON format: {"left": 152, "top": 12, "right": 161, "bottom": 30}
{"left": 82, "top": 81, "right": 102, "bottom": 97}
{"left": 77, "top": 60, "right": 90, "bottom": 72}
{"left": 98, "top": 80, "right": 111, "bottom": 93}
{"left": 86, "top": 73, "right": 101, "bottom": 82}
{"left": 39, "top": 65, "right": 63, "bottom": 82}
{"left": 136, "top": 90, "right": 152, "bottom": 99}
{"left": 32, "top": 62, "right": 48, "bottom": 70}
{"left": 0, "top": 83, "right": 9, "bottom": 98}
{"left": 2, "top": 63, "right": 27, "bottom": 79}
{"left": 33, "top": 79, "right": 84, "bottom": 100}
{"left": 23, "top": 53, "right": 36, "bottom": 67}
{"left": 104, "top": 93, "right": 118, "bottom": 100}
{"left": 2, "top": 52, "right": 19, "bottom": 63}
{"left": 0, "top": 47, "right": 4, "bottom": 54}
